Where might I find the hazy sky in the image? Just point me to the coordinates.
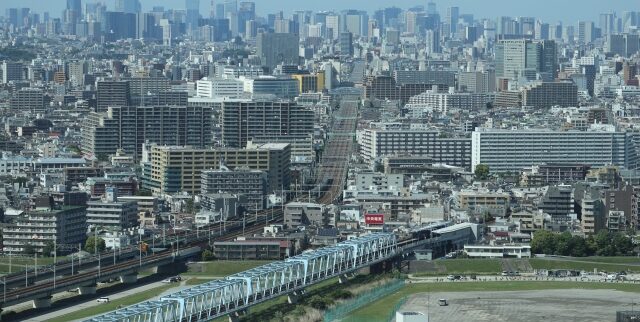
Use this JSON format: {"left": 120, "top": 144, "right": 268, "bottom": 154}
{"left": 1, "top": 0, "right": 637, "bottom": 24}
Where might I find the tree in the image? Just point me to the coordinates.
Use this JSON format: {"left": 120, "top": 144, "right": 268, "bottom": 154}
{"left": 96, "top": 154, "right": 110, "bottom": 162}
{"left": 42, "top": 241, "right": 55, "bottom": 257}
{"left": 201, "top": 249, "right": 215, "bottom": 261}
{"left": 612, "top": 233, "right": 634, "bottom": 256}
{"left": 531, "top": 230, "right": 558, "bottom": 255}
{"left": 555, "top": 232, "right": 573, "bottom": 256}
{"left": 23, "top": 244, "right": 35, "bottom": 255}
{"left": 85, "top": 236, "right": 106, "bottom": 254}
{"left": 474, "top": 164, "right": 490, "bottom": 180}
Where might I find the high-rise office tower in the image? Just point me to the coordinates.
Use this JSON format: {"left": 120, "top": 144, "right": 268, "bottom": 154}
{"left": 426, "top": 29, "right": 441, "bottom": 54}
{"left": 215, "top": 3, "right": 225, "bottom": 18}
{"left": 446, "top": 6, "right": 459, "bottom": 36}
{"left": 339, "top": 32, "right": 354, "bottom": 57}
{"left": 427, "top": 1, "right": 437, "bottom": 15}
{"left": 186, "top": 0, "right": 200, "bottom": 31}
{"left": 599, "top": 12, "right": 615, "bottom": 36}
{"left": 622, "top": 11, "right": 637, "bottom": 33}
{"left": 237, "top": 2, "right": 255, "bottom": 35}
{"left": 2, "top": 61, "right": 23, "bottom": 83}
{"left": 343, "top": 10, "right": 368, "bottom": 38}
{"left": 257, "top": 32, "right": 299, "bottom": 70}
{"left": 115, "top": 0, "right": 141, "bottom": 14}
{"left": 104, "top": 12, "right": 137, "bottom": 41}
{"left": 535, "top": 20, "right": 550, "bottom": 40}
{"left": 495, "top": 39, "right": 557, "bottom": 80}
{"left": 224, "top": 0, "right": 237, "bottom": 16}
{"left": 518, "top": 17, "right": 535, "bottom": 36}
{"left": 405, "top": 11, "right": 418, "bottom": 34}
{"left": 326, "top": 15, "right": 340, "bottom": 39}
{"left": 66, "top": 0, "right": 82, "bottom": 18}
{"left": 578, "top": 21, "right": 595, "bottom": 44}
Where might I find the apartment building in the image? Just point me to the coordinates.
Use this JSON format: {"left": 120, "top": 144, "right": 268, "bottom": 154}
{"left": 86, "top": 188, "right": 138, "bottom": 231}
{"left": 82, "top": 105, "right": 213, "bottom": 160}
{"left": 357, "top": 124, "right": 472, "bottom": 169}
{"left": 471, "top": 128, "right": 638, "bottom": 173}
{"left": 201, "top": 166, "right": 268, "bottom": 211}
{"left": 221, "top": 100, "right": 314, "bottom": 149}
{"left": 3, "top": 197, "right": 86, "bottom": 254}
{"left": 144, "top": 143, "right": 290, "bottom": 195}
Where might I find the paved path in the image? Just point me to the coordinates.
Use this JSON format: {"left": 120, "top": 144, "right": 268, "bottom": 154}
{"left": 19, "top": 281, "right": 176, "bottom": 322}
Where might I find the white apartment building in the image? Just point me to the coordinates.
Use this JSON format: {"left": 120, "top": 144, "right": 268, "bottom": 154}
{"left": 196, "top": 78, "right": 245, "bottom": 98}
{"left": 357, "top": 124, "right": 472, "bottom": 169}
{"left": 408, "top": 86, "right": 488, "bottom": 113}
{"left": 471, "top": 127, "right": 637, "bottom": 173}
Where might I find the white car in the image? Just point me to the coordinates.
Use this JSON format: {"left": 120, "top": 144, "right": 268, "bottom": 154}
{"left": 96, "top": 297, "right": 110, "bottom": 303}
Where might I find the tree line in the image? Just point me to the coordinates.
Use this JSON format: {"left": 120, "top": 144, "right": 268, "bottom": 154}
{"left": 531, "top": 230, "right": 636, "bottom": 257}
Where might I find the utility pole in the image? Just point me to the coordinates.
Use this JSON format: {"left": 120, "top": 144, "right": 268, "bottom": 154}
{"left": 138, "top": 233, "right": 142, "bottom": 267}
{"left": 53, "top": 238, "right": 56, "bottom": 290}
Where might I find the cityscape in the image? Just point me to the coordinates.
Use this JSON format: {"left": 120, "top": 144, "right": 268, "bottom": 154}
{"left": 0, "top": 0, "right": 640, "bottom": 321}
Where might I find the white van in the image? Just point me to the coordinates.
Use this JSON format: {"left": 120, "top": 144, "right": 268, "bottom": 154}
{"left": 97, "top": 297, "right": 110, "bottom": 303}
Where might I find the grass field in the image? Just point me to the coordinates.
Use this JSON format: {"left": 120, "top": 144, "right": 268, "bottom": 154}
{"left": 557, "top": 256, "right": 640, "bottom": 264}
{"left": 208, "top": 278, "right": 340, "bottom": 322}
{"left": 411, "top": 257, "right": 640, "bottom": 277}
{"left": 0, "top": 257, "right": 67, "bottom": 274}
{"left": 438, "top": 259, "right": 502, "bottom": 274}
{"left": 345, "top": 281, "right": 640, "bottom": 322}
{"left": 184, "top": 260, "right": 272, "bottom": 277}
{"left": 529, "top": 259, "right": 637, "bottom": 273}
{"left": 47, "top": 284, "right": 177, "bottom": 322}
{"left": 185, "top": 278, "right": 215, "bottom": 286}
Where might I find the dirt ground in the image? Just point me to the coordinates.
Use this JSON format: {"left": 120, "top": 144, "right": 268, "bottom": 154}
{"left": 399, "top": 289, "right": 638, "bottom": 322}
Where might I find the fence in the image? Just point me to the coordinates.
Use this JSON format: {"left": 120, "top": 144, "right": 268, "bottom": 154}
{"left": 324, "top": 279, "right": 405, "bottom": 322}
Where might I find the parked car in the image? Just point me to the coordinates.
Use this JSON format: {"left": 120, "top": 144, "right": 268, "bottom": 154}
{"left": 438, "top": 299, "right": 449, "bottom": 306}
{"left": 97, "top": 297, "right": 110, "bottom": 303}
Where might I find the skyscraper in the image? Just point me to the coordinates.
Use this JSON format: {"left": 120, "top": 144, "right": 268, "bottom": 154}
{"left": 66, "top": 0, "right": 82, "bottom": 16}
{"left": 426, "top": 29, "right": 441, "bottom": 54}
{"left": 257, "top": 32, "right": 300, "bottom": 70}
{"left": 427, "top": 1, "right": 437, "bottom": 15}
{"left": 339, "top": 32, "right": 354, "bottom": 57}
{"left": 238, "top": 2, "right": 255, "bottom": 34}
{"left": 495, "top": 39, "right": 557, "bottom": 80}
{"left": 115, "top": 0, "right": 141, "bottom": 14}
{"left": 186, "top": 0, "right": 201, "bottom": 31}
{"left": 578, "top": 21, "right": 595, "bottom": 44}
{"left": 446, "top": 6, "right": 459, "bottom": 36}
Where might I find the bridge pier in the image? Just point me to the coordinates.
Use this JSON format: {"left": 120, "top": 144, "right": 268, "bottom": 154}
{"left": 32, "top": 296, "right": 52, "bottom": 309}
{"left": 287, "top": 289, "right": 306, "bottom": 304}
{"left": 338, "top": 273, "right": 350, "bottom": 284}
{"left": 153, "top": 262, "right": 186, "bottom": 275}
{"left": 228, "top": 309, "right": 248, "bottom": 322}
{"left": 120, "top": 274, "right": 138, "bottom": 284}
{"left": 78, "top": 284, "right": 97, "bottom": 295}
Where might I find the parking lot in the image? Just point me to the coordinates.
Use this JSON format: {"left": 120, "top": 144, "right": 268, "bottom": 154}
{"left": 399, "top": 289, "right": 637, "bottom": 322}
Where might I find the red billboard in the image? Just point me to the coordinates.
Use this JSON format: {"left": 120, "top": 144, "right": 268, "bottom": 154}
{"left": 365, "top": 214, "right": 385, "bottom": 225}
